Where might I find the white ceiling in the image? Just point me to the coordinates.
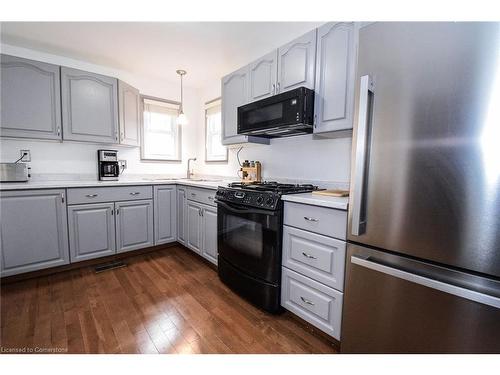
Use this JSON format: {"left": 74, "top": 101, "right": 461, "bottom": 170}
{"left": 0, "top": 22, "right": 321, "bottom": 88}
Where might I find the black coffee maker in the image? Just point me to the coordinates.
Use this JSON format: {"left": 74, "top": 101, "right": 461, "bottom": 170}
{"left": 97, "top": 150, "right": 119, "bottom": 181}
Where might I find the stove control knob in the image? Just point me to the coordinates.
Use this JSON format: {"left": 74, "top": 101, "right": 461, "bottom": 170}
{"left": 265, "top": 197, "right": 274, "bottom": 206}
{"left": 256, "top": 195, "right": 264, "bottom": 205}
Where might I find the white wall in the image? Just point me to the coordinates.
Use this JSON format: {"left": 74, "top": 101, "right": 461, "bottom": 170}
{"left": 0, "top": 43, "right": 201, "bottom": 178}
{"left": 1, "top": 44, "right": 353, "bottom": 185}
{"left": 195, "top": 80, "right": 352, "bottom": 185}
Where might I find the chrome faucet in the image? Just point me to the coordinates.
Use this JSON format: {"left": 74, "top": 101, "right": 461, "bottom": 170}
{"left": 187, "top": 157, "right": 197, "bottom": 179}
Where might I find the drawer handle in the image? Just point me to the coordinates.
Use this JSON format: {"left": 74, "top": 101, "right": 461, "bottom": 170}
{"left": 191, "top": 193, "right": 197, "bottom": 197}
{"left": 130, "top": 192, "right": 141, "bottom": 195}
{"left": 303, "top": 216, "right": 319, "bottom": 222}
{"left": 208, "top": 196, "right": 214, "bottom": 200}
{"left": 86, "top": 194, "right": 98, "bottom": 198}
{"left": 300, "top": 296, "right": 315, "bottom": 306}
{"left": 302, "top": 252, "right": 317, "bottom": 260}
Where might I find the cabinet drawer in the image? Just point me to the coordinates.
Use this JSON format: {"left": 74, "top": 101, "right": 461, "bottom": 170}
{"left": 186, "top": 187, "right": 216, "bottom": 206}
{"left": 284, "top": 202, "right": 347, "bottom": 240}
{"left": 283, "top": 225, "right": 346, "bottom": 291}
{"left": 67, "top": 185, "right": 152, "bottom": 205}
{"left": 281, "top": 267, "right": 343, "bottom": 339}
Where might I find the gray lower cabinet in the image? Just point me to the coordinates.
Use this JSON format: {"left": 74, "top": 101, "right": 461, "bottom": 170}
{"left": 0, "top": 54, "right": 62, "bottom": 140}
{"left": 68, "top": 202, "right": 116, "bottom": 262}
{"left": 314, "top": 22, "right": 357, "bottom": 134}
{"left": 177, "top": 187, "right": 187, "bottom": 245}
{"left": 277, "top": 29, "right": 317, "bottom": 92}
{"left": 221, "top": 66, "right": 269, "bottom": 146}
{"left": 115, "top": 199, "right": 154, "bottom": 253}
{"left": 187, "top": 201, "right": 203, "bottom": 254}
{"left": 201, "top": 204, "right": 218, "bottom": 265}
{"left": 0, "top": 189, "right": 69, "bottom": 276}
{"left": 154, "top": 185, "right": 177, "bottom": 245}
{"left": 61, "top": 67, "right": 119, "bottom": 143}
{"left": 118, "top": 80, "right": 141, "bottom": 147}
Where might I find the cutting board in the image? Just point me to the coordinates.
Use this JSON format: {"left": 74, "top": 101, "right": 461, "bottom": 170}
{"left": 312, "top": 189, "right": 349, "bottom": 197}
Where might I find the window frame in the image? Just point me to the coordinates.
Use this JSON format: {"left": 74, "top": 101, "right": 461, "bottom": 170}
{"left": 140, "top": 95, "right": 182, "bottom": 162}
{"left": 204, "top": 97, "right": 227, "bottom": 163}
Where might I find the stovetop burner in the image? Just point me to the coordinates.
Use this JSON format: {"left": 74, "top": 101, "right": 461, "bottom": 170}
{"left": 227, "top": 181, "right": 319, "bottom": 194}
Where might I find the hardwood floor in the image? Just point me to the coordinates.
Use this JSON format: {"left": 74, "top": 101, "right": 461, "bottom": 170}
{"left": 0, "top": 246, "right": 337, "bottom": 354}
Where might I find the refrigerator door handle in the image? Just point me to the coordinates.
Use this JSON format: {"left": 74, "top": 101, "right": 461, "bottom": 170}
{"left": 351, "top": 75, "right": 374, "bottom": 236}
{"left": 351, "top": 255, "right": 500, "bottom": 309}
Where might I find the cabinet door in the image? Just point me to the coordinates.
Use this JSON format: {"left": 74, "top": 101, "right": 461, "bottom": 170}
{"left": 248, "top": 50, "right": 278, "bottom": 101}
{"left": 221, "top": 66, "right": 249, "bottom": 145}
{"left": 118, "top": 80, "right": 140, "bottom": 146}
{"left": 61, "top": 67, "right": 119, "bottom": 143}
{"left": 177, "top": 187, "right": 187, "bottom": 245}
{"left": 68, "top": 202, "right": 116, "bottom": 262}
{"left": 314, "top": 22, "right": 356, "bottom": 134}
{"left": 0, "top": 189, "right": 69, "bottom": 276}
{"left": 277, "top": 29, "right": 317, "bottom": 93}
{"left": 154, "top": 185, "right": 177, "bottom": 245}
{"left": 186, "top": 201, "right": 202, "bottom": 254}
{"left": 201, "top": 205, "right": 218, "bottom": 265}
{"left": 115, "top": 199, "right": 153, "bottom": 253}
{"left": 1, "top": 54, "right": 62, "bottom": 140}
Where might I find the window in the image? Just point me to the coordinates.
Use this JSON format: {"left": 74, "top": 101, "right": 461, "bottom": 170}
{"left": 141, "top": 97, "right": 181, "bottom": 161}
{"left": 205, "top": 99, "right": 227, "bottom": 162}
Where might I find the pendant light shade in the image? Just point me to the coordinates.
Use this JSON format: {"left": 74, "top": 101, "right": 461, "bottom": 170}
{"left": 176, "top": 69, "right": 188, "bottom": 125}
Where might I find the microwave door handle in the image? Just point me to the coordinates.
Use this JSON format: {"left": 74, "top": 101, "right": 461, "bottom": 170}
{"left": 351, "top": 75, "right": 374, "bottom": 236}
{"left": 215, "top": 200, "right": 277, "bottom": 216}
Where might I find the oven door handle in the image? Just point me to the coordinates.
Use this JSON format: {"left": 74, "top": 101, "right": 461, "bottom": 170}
{"left": 215, "top": 200, "right": 278, "bottom": 216}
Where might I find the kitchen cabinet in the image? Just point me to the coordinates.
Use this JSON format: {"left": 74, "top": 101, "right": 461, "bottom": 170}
{"left": 118, "top": 80, "right": 141, "bottom": 146}
{"left": 248, "top": 50, "right": 278, "bottom": 101}
{"left": 313, "top": 22, "right": 357, "bottom": 134}
{"left": 0, "top": 189, "right": 69, "bottom": 276}
{"left": 201, "top": 204, "right": 218, "bottom": 265}
{"left": 115, "top": 199, "right": 154, "bottom": 253}
{"left": 154, "top": 185, "right": 177, "bottom": 245}
{"left": 177, "top": 186, "right": 187, "bottom": 245}
{"left": 277, "top": 29, "right": 317, "bottom": 93}
{"left": 68, "top": 202, "right": 116, "bottom": 262}
{"left": 61, "top": 67, "right": 119, "bottom": 143}
{"left": 221, "top": 66, "right": 269, "bottom": 146}
{"left": 187, "top": 201, "right": 203, "bottom": 254}
{"left": 0, "top": 54, "right": 62, "bottom": 140}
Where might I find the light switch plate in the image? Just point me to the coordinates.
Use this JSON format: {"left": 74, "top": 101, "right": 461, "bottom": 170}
{"left": 20, "top": 150, "right": 31, "bottom": 162}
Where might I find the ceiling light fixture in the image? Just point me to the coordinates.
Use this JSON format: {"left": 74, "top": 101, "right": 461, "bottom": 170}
{"left": 176, "top": 69, "right": 188, "bottom": 125}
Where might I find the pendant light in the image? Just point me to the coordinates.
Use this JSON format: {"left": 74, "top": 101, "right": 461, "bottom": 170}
{"left": 176, "top": 69, "right": 188, "bottom": 125}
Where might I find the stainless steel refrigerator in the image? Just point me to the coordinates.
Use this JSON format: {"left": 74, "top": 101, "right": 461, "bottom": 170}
{"left": 342, "top": 22, "right": 500, "bottom": 353}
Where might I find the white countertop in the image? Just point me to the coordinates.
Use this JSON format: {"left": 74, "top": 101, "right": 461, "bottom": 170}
{"left": 0, "top": 178, "right": 230, "bottom": 191}
{"left": 281, "top": 192, "right": 349, "bottom": 210}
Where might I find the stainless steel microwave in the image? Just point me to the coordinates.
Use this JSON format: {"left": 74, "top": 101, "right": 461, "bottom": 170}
{"left": 237, "top": 87, "right": 315, "bottom": 138}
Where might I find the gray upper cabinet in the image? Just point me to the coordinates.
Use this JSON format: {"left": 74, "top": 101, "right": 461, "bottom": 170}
{"left": 177, "top": 187, "right": 187, "bottom": 245}
{"left": 187, "top": 201, "right": 203, "bottom": 254}
{"left": 61, "top": 67, "right": 119, "bottom": 143}
{"left": 314, "top": 22, "right": 357, "bottom": 134}
{"left": 248, "top": 50, "right": 278, "bottom": 101}
{"left": 0, "top": 54, "right": 62, "bottom": 140}
{"left": 0, "top": 189, "right": 69, "bottom": 276}
{"left": 201, "top": 205, "right": 218, "bottom": 265}
{"left": 154, "top": 185, "right": 177, "bottom": 245}
{"left": 68, "top": 202, "right": 116, "bottom": 262}
{"left": 221, "top": 66, "right": 269, "bottom": 146}
{"left": 118, "top": 80, "right": 140, "bottom": 146}
{"left": 277, "top": 29, "right": 317, "bottom": 93}
{"left": 115, "top": 199, "right": 153, "bottom": 253}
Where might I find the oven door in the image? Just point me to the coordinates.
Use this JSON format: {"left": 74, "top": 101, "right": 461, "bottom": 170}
{"left": 217, "top": 200, "right": 282, "bottom": 284}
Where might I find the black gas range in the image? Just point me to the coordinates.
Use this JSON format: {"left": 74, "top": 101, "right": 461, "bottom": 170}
{"left": 215, "top": 181, "right": 319, "bottom": 313}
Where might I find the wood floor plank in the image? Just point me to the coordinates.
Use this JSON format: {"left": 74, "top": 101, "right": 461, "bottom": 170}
{"left": 1, "top": 246, "right": 337, "bottom": 354}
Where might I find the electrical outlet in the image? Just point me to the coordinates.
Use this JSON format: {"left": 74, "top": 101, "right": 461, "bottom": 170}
{"left": 20, "top": 150, "right": 31, "bottom": 162}
{"left": 119, "top": 160, "right": 127, "bottom": 169}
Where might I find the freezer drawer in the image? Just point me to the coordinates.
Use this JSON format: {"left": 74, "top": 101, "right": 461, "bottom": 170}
{"left": 341, "top": 243, "right": 500, "bottom": 353}
{"left": 281, "top": 267, "right": 343, "bottom": 339}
